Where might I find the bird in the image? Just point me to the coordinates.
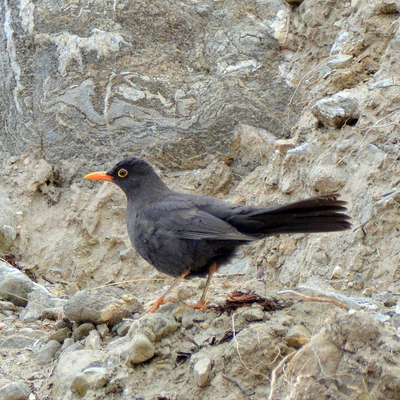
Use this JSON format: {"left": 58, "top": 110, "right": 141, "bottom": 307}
{"left": 85, "top": 158, "right": 351, "bottom": 315}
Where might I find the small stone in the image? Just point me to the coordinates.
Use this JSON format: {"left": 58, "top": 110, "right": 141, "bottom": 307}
{"left": 0, "top": 381, "right": 31, "bottom": 400}
{"left": 0, "top": 301, "right": 17, "bottom": 311}
{"left": 54, "top": 318, "right": 72, "bottom": 330}
{"left": 55, "top": 350, "right": 105, "bottom": 396}
{"left": 362, "top": 287, "right": 376, "bottom": 297}
{"left": 118, "top": 248, "right": 135, "bottom": 260}
{"left": 45, "top": 327, "right": 71, "bottom": 343}
{"left": 131, "top": 313, "right": 178, "bottom": 341}
{"left": 330, "top": 266, "right": 343, "bottom": 279}
{"left": 0, "top": 334, "right": 42, "bottom": 349}
{"left": 172, "top": 304, "right": 191, "bottom": 322}
{"left": 72, "top": 323, "right": 96, "bottom": 341}
{"left": 327, "top": 55, "right": 353, "bottom": 70}
{"left": 71, "top": 367, "right": 109, "bottom": 396}
{"left": 20, "top": 289, "right": 65, "bottom": 322}
{"left": 286, "top": 143, "right": 310, "bottom": 155}
{"left": 286, "top": 336, "right": 309, "bottom": 348}
{"left": 115, "top": 321, "right": 131, "bottom": 337}
{"left": 41, "top": 307, "right": 64, "bottom": 320}
{"left": 36, "top": 340, "right": 62, "bottom": 365}
{"left": 242, "top": 305, "right": 264, "bottom": 322}
{"left": 274, "top": 139, "right": 296, "bottom": 153}
{"left": 61, "top": 338, "right": 74, "bottom": 352}
{"left": 193, "top": 357, "right": 212, "bottom": 387}
{"left": 383, "top": 296, "right": 397, "bottom": 308}
{"left": 85, "top": 329, "right": 101, "bottom": 350}
{"left": 0, "top": 260, "right": 47, "bottom": 307}
{"left": 97, "top": 323, "right": 109, "bottom": 338}
{"left": 177, "top": 286, "right": 195, "bottom": 301}
{"left": 126, "top": 334, "right": 155, "bottom": 365}
{"left": 311, "top": 91, "right": 360, "bottom": 128}
{"left": 64, "top": 286, "right": 143, "bottom": 325}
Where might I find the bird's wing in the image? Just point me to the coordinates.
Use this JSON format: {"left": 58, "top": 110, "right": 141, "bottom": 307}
{"left": 140, "top": 201, "right": 254, "bottom": 242}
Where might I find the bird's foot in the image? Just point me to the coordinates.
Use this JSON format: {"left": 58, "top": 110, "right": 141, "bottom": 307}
{"left": 139, "top": 297, "right": 177, "bottom": 318}
{"left": 182, "top": 300, "right": 211, "bottom": 311}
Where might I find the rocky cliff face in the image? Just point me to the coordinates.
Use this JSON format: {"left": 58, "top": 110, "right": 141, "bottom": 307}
{"left": 1, "top": 1, "right": 400, "bottom": 399}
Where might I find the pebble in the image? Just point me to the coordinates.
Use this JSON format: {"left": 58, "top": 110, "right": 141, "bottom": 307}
{"left": 126, "top": 334, "right": 155, "bottom": 365}
{"left": 20, "top": 289, "right": 65, "bottom": 322}
{"left": 0, "top": 381, "right": 31, "bottom": 400}
{"left": 64, "top": 286, "right": 143, "bottom": 325}
{"left": 85, "top": 329, "right": 101, "bottom": 350}
{"left": 0, "top": 260, "right": 47, "bottom": 307}
{"left": 193, "top": 357, "right": 212, "bottom": 387}
{"left": 61, "top": 338, "right": 74, "bottom": 352}
{"left": 36, "top": 340, "right": 62, "bottom": 365}
{"left": 96, "top": 323, "right": 110, "bottom": 338}
{"left": 327, "top": 54, "right": 353, "bottom": 70}
{"left": 0, "top": 301, "right": 16, "bottom": 311}
{"left": 0, "top": 331, "right": 45, "bottom": 349}
{"left": 114, "top": 320, "right": 132, "bottom": 337}
{"left": 241, "top": 305, "right": 264, "bottom": 322}
{"left": 45, "top": 327, "right": 71, "bottom": 343}
{"left": 330, "top": 266, "right": 342, "bottom": 279}
{"left": 72, "top": 323, "right": 96, "bottom": 341}
{"left": 55, "top": 350, "right": 105, "bottom": 396}
{"left": 274, "top": 139, "right": 295, "bottom": 153}
{"left": 0, "top": 194, "right": 17, "bottom": 252}
{"left": 177, "top": 286, "right": 195, "bottom": 301}
{"left": 131, "top": 313, "right": 178, "bottom": 341}
{"left": 311, "top": 91, "right": 360, "bottom": 128}
{"left": 71, "top": 366, "right": 109, "bottom": 396}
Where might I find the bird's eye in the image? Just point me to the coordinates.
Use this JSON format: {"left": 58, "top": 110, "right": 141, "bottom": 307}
{"left": 118, "top": 168, "right": 128, "bottom": 178}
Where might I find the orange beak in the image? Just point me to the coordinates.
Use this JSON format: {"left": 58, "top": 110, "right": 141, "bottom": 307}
{"left": 84, "top": 171, "right": 114, "bottom": 181}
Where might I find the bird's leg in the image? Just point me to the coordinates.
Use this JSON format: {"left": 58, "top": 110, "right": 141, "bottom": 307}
{"left": 191, "top": 262, "right": 218, "bottom": 310}
{"left": 139, "top": 270, "right": 190, "bottom": 317}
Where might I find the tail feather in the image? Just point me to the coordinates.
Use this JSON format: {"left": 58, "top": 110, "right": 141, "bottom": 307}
{"left": 228, "top": 194, "right": 351, "bottom": 236}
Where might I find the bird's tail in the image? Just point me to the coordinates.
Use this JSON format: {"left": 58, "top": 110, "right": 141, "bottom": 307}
{"left": 232, "top": 194, "right": 351, "bottom": 236}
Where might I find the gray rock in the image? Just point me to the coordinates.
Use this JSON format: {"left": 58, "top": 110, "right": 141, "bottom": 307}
{"left": 129, "top": 313, "right": 178, "bottom": 341}
{"left": 0, "top": 260, "right": 48, "bottom": 307}
{"left": 61, "top": 338, "right": 75, "bottom": 352}
{"left": 70, "top": 366, "right": 110, "bottom": 396}
{"left": 0, "top": 193, "right": 17, "bottom": 253}
{"left": 241, "top": 305, "right": 264, "bottom": 322}
{"left": 1, "top": 2, "right": 297, "bottom": 166}
{"left": 85, "top": 329, "right": 101, "bottom": 350}
{"left": 20, "top": 289, "right": 66, "bottom": 322}
{"left": 193, "top": 357, "right": 212, "bottom": 387}
{"left": 0, "top": 381, "right": 31, "bottom": 400}
{"left": 180, "top": 310, "right": 214, "bottom": 330}
{"left": 0, "top": 328, "right": 45, "bottom": 349}
{"left": 72, "top": 323, "right": 96, "bottom": 342}
{"left": 45, "top": 327, "right": 71, "bottom": 344}
{"left": 63, "top": 286, "right": 143, "bottom": 325}
{"left": 96, "top": 323, "right": 110, "bottom": 338}
{"left": 126, "top": 334, "right": 155, "bottom": 365}
{"left": 36, "top": 340, "right": 62, "bottom": 365}
{"left": 54, "top": 350, "right": 105, "bottom": 397}
{"left": 112, "top": 320, "right": 131, "bottom": 337}
{"left": 0, "top": 300, "right": 17, "bottom": 311}
{"left": 311, "top": 91, "right": 360, "bottom": 128}
{"left": 327, "top": 55, "right": 353, "bottom": 70}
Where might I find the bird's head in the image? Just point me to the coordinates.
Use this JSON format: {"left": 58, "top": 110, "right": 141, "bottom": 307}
{"left": 85, "top": 158, "right": 168, "bottom": 199}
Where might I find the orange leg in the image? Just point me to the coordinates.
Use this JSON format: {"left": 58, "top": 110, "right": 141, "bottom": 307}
{"left": 139, "top": 270, "right": 190, "bottom": 317}
{"left": 191, "top": 262, "right": 218, "bottom": 310}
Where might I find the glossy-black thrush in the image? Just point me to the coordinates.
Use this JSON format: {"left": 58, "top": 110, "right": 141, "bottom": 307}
{"left": 85, "top": 158, "right": 351, "bottom": 314}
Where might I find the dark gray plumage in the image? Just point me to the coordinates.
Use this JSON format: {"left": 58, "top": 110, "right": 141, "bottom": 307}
{"left": 90, "top": 158, "right": 351, "bottom": 279}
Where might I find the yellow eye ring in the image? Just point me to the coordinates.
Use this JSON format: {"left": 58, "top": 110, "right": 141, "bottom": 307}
{"left": 118, "top": 168, "right": 128, "bottom": 178}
